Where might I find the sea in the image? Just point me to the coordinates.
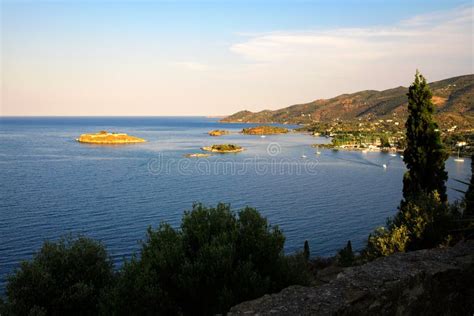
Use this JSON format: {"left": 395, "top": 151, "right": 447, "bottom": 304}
{"left": 0, "top": 116, "right": 471, "bottom": 293}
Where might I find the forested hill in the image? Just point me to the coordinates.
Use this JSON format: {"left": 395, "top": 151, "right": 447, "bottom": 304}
{"left": 221, "top": 74, "right": 474, "bottom": 129}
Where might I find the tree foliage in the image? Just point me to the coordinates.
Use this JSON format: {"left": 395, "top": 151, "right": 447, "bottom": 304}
{"left": 403, "top": 70, "right": 448, "bottom": 202}
{"left": 365, "top": 71, "right": 458, "bottom": 259}
{"left": 103, "top": 203, "right": 310, "bottom": 315}
{"left": 3, "top": 205, "right": 311, "bottom": 315}
{"left": 464, "top": 154, "right": 474, "bottom": 217}
{"left": 380, "top": 135, "right": 391, "bottom": 148}
{"left": 337, "top": 240, "right": 355, "bottom": 267}
{"left": 366, "top": 192, "right": 460, "bottom": 258}
{"left": 5, "top": 236, "right": 114, "bottom": 315}
{"left": 303, "top": 240, "right": 310, "bottom": 261}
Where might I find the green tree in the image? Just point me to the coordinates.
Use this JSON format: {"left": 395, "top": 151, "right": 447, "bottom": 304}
{"left": 403, "top": 70, "right": 448, "bottom": 202}
{"left": 105, "top": 203, "right": 310, "bottom": 315}
{"left": 303, "top": 240, "right": 310, "bottom": 261}
{"left": 380, "top": 135, "right": 391, "bottom": 148}
{"left": 5, "top": 236, "right": 114, "bottom": 315}
{"left": 464, "top": 154, "right": 474, "bottom": 217}
{"left": 337, "top": 240, "right": 354, "bottom": 267}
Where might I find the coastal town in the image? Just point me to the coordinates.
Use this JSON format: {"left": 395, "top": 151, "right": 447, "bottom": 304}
{"left": 302, "top": 118, "right": 473, "bottom": 155}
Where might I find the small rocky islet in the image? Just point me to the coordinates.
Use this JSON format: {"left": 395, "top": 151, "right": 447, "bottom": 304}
{"left": 77, "top": 131, "right": 146, "bottom": 144}
{"left": 208, "top": 129, "right": 230, "bottom": 136}
{"left": 201, "top": 144, "right": 244, "bottom": 153}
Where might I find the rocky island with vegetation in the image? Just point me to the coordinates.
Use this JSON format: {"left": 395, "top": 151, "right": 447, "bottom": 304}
{"left": 201, "top": 144, "right": 244, "bottom": 153}
{"left": 77, "top": 131, "right": 146, "bottom": 144}
{"left": 241, "top": 125, "right": 289, "bottom": 135}
{"left": 208, "top": 129, "right": 230, "bottom": 136}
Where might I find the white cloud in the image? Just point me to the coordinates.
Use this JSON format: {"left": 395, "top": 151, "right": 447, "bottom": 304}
{"left": 229, "top": 5, "right": 473, "bottom": 92}
{"left": 171, "top": 61, "right": 210, "bottom": 71}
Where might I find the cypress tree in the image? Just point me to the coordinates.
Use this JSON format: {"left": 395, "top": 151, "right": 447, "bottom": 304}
{"left": 303, "top": 240, "right": 310, "bottom": 261}
{"left": 337, "top": 240, "right": 354, "bottom": 267}
{"left": 403, "top": 70, "right": 448, "bottom": 202}
{"left": 464, "top": 154, "right": 474, "bottom": 217}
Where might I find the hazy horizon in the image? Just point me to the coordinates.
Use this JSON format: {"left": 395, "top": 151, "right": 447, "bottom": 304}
{"left": 2, "top": 0, "right": 473, "bottom": 116}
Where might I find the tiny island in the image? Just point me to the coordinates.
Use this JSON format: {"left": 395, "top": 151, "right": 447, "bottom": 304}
{"left": 208, "top": 130, "right": 230, "bottom": 136}
{"left": 184, "top": 153, "right": 212, "bottom": 158}
{"left": 77, "top": 131, "right": 146, "bottom": 144}
{"left": 242, "top": 125, "right": 289, "bottom": 135}
{"left": 201, "top": 144, "right": 244, "bottom": 153}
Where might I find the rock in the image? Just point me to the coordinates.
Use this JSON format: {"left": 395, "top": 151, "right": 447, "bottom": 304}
{"left": 229, "top": 241, "right": 474, "bottom": 315}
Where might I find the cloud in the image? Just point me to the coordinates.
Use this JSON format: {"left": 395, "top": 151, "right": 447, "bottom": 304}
{"left": 171, "top": 61, "right": 210, "bottom": 71}
{"left": 230, "top": 5, "right": 473, "bottom": 74}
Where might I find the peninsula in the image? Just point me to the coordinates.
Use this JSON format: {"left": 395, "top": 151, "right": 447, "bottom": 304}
{"left": 242, "top": 126, "right": 289, "bottom": 135}
{"left": 77, "top": 131, "right": 146, "bottom": 144}
{"left": 201, "top": 144, "right": 244, "bottom": 153}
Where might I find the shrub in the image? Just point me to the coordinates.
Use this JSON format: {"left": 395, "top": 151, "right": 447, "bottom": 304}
{"left": 5, "top": 236, "right": 114, "bottom": 315}
{"left": 104, "top": 203, "right": 310, "bottom": 315}
{"left": 337, "top": 240, "right": 355, "bottom": 267}
{"left": 366, "top": 192, "right": 460, "bottom": 258}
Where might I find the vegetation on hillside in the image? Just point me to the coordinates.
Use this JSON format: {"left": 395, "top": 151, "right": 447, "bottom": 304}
{"left": 241, "top": 125, "right": 289, "bottom": 135}
{"left": 221, "top": 74, "right": 474, "bottom": 130}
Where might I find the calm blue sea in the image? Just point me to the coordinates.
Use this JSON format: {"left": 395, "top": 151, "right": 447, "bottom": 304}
{"left": 0, "top": 116, "right": 471, "bottom": 293}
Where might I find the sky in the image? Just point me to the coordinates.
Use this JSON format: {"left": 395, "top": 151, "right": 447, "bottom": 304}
{"left": 1, "top": 0, "right": 473, "bottom": 116}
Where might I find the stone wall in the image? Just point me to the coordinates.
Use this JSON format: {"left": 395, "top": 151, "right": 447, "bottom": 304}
{"left": 229, "top": 241, "right": 474, "bottom": 315}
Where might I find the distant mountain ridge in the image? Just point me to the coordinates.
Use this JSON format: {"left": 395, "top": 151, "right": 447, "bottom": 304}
{"left": 221, "top": 74, "right": 473, "bottom": 129}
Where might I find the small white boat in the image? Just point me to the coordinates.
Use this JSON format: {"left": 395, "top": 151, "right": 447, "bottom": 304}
{"left": 315, "top": 146, "right": 321, "bottom": 155}
{"left": 382, "top": 164, "right": 387, "bottom": 169}
{"left": 390, "top": 154, "right": 397, "bottom": 157}
{"left": 400, "top": 155, "right": 404, "bottom": 159}
{"left": 301, "top": 154, "right": 307, "bottom": 158}
{"left": 260, "top": 135, "right": 266, "bottom": 138}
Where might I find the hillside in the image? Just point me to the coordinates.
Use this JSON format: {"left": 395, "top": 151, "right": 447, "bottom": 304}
{"left": 221, "top": 75, "right": 474, "bottom": 130}
{"left": 229, "top": 241, "right": 474, "bottom": 315}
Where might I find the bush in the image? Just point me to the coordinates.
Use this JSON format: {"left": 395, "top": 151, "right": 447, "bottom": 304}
{"left": 103, "top": 203, "right": 310, "bottom": 315}
{"left": 5, "top": 236, "right": 114, "bottom": 315}
{"left": 337, "top": 240, "right": 355, "bottom": 267}
{"left": 366, "top": 192, "right": 461, "bottom": 258}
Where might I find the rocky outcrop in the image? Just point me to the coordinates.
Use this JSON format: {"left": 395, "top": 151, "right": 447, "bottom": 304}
{"left": 229, "top": 241, "right": 474, "bottom": 315}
